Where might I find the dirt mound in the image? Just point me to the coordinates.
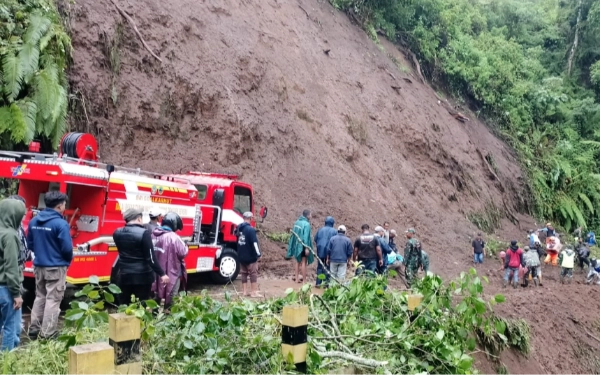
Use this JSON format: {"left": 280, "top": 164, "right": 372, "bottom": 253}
{"left": 66, "top": 0, "right": 528, "bottom": 278}
{"left": 58, "top": 0, "right": 599, "bottom": 372}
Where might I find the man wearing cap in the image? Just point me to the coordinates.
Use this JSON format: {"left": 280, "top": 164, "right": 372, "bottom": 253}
{"left": 472, "top": 233, "right": 486, "bottom": 265}
{"left": 237, "top": 212, "right": 262, "bottom": 297}
{"left": 326, "top": 225, "right": 353, "bottom": 283}
{"left": 145, "top": 211, "right": 162, "bottom": 232}
{"left": 353, "top": 224, "right": 383, "bottom": 276}
{"left": 113, "top": 208, "right": 169, "bottom": 304}
{"left": 403, "top": 228, "right": 422, "bottom": 286}
{"left": 314, "top": 216, "right": 337, "bottom": 287}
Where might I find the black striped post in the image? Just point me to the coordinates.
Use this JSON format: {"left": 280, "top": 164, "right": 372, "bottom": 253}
{"left": 281, "top": 305, "right": 308, "bottom": 373}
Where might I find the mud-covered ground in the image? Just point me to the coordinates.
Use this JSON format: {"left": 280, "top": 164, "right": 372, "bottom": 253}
{"left": 52, "top": 0, "right": 600, "bottom": 372}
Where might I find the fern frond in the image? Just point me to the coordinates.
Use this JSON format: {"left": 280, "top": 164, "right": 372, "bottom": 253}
{"left": 34, "top": 64, "right": 59, "bottom": 131}
{"left": 50, "top": 84, "right": 66, "bottom": 125}
{"left": 579, "top": 192, "right": 595, "bottom": 214}
{"left": 23, "top": 13, "right": 51, "bottom": 46}
{"left": 2, "top": 51, "right": 23, "bottom": 101}
{"left": 0, "top": 106, "right": 13, "bottom": 134}
{"left": 15, "top": 99, "right": 37, "bottom": 143}
{"left": 18, "top": 42, "right": 40, "bottom": 84}
{"left": 39, "top": 26, "right": 55, "bottom": 52}
{"left": 573, "top": 204, "right": 586, "bottom": 228}
{"left": 8, "top": 103, "right": 28, "bottom": 143}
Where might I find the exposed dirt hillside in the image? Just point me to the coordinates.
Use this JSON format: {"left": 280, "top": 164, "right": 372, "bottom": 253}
{"left": 61, "top": 0, "right": 600, "bottom": 373}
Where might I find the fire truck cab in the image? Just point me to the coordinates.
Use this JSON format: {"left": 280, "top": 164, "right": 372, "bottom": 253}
{"left": 0, "top": 133, "right": 266, "bottom": 293}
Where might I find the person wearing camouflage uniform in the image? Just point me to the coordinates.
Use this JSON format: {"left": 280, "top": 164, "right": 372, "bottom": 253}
{"left": 403, "top": 228, "right": 422, "bottom": 286}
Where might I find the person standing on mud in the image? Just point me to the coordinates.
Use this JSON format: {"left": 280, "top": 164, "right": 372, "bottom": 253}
{"left": 575, "top": 237, "right": 590, "bottom": 273}
{"left": 558, "top": 245, "right": 576, "bottom": 284}
{"left": 522, "top": 246, "right": 541, "bottom": 287}
{"left": 236, "top": 212, "right": 262, "bottom": 297}
{"left": 27, "top": 191, "right": 73, "bottom": 340}
{"left": 286, "top": 210, "right": 314, "bottom": 284}
{"left": 383, "top": 222, "right": 391, "bottom": 245}
{"left": 151, "top": 212, "right": 188, "bottom": 307}
{"left": 0, "top": 198, "right": 26, "bottom": 351}
{"left": 113, "top": 209, "right": 169, "bottom": 304}
{"left": 503, "top": 240, "right": 524, "bottom": 289}
{"left": 388, "top": 230, "right": 398, "bottom": 252}
{"left": 420, "top": 249, "right": 430, "bottom": 274}
{"left": 472, "top": 233, "right": 486, "bottom": 265}
{"left": 374, "top": 226, "right": 392, "bottom": 274}
{"left": 326, "top": 225, "right": 353, "bottom": 284}
{"left": 353, "top": 224, "right": 383, "bottom": 276}
{"left": 403, "top": 228, "right": 422, "bottom": 286}
{"left": 314, "top": 216, "right": 337, "bottom": 288}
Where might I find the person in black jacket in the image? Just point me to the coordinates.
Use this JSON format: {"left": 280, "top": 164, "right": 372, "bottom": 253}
{"left": 113, "top": 209, "right": 168, "bottom": 304}
{"left": 237, "top": 212, "right": 261, "bottom": 298}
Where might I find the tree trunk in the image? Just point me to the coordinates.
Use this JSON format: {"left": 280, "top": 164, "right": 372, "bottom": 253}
{"left": 567, "top": 0, "right": 583, "bottom": 76}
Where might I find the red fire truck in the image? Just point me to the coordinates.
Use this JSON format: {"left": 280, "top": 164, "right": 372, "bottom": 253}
{"left": 0, "top": 133, "right": 266, "bottom": 294}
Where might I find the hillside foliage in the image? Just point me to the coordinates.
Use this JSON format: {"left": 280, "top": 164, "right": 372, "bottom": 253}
{"left": 0, "top": 0, "right": 71, "bottom": 149}
{"left": 331, "top": 0, "right": 600, "bottom": 232}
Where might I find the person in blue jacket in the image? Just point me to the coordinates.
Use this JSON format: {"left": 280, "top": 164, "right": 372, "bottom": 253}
{"left": 26, "top": 191, "right": 73, "bottom": 340}
{"left": 237, "top": 212, "right": 262, "bottom": 298}
{"left": 314, "top": 216, "right": 337, "bottom": 287}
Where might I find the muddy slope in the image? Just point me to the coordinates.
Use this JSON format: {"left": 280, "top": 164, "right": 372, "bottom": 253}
{"left": 61, "top": 0, "right": 600, "bottom": 373}
{"left": 66, "top": 0, "right": 527, "bottom": 277}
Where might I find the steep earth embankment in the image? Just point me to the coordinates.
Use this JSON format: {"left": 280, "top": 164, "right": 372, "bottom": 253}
{"left": 61, "top": 0, "right": 600, "bottom": 372}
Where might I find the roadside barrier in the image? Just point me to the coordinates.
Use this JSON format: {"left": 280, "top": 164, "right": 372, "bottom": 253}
{"left": 68, "top": 313, "right": 142, "bottom": 374}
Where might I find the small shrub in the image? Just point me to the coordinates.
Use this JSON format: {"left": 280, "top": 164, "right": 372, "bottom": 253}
{"left": 345, "top": 115, "right": 367, "bottom": 144}
{"left": 296, "top": 109, "right": 314, "bottom": 123}
{"left": 265, "top": 231, "right": 291, "bottom": 243}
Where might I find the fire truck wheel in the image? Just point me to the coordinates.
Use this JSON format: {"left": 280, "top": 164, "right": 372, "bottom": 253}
{"left": 211, "top": 248, "right": 240, "bottom": 284}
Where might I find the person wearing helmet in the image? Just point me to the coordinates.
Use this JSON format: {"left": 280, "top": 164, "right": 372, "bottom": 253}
{"left": 151, "top": 212, "right": 188, "bottom": 307}
{"left": 144, "top": 211, "right": 162, "bottom": 232}
{"left": 314, "top": 216, "right": 337, "bottom": 287}
{"left": 326, "top": 225, "right": 353, "bottom": 284}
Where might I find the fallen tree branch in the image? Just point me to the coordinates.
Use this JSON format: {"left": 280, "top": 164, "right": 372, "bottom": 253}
{"left": 298, "top": 5, "right": 310, "bottom": 19}
{"left": 108, "top": 0, "right": 162, "bottom": 63}
{"left": 476, "top": 148, "right": 504, "bottom": 190}
{"left": 313, "top": 344, "right": 389, "bottom": 368}
{"left": 404, "top": 48, "right": 425, "bottom": 84}
{"left": 585, "top": 329, "right": 600, "bottom": 344}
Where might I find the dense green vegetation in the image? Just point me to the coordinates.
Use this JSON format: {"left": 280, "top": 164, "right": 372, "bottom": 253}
{"left": 331, "top": 0, "right": 600, "bottom": 232}
{"left": 0, "top": 0, "right": 71, "bottom": 149}
{"left": 0, "top": 272, "right": 528, "bottom": 374}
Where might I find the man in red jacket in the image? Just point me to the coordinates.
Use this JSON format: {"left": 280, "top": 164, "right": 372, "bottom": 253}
{"left": 503, "top": 240, "right": 524, "bottom": 289}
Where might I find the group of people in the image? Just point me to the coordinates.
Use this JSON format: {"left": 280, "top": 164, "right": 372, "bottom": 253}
{"left": 0, "top": 191, "right": 73, "bottom": 351}
{"left": 475, "top": 222, "right": 599, "bottom": 289}
{"left": 285, "top": 210, "right": 430, "bottom": 287}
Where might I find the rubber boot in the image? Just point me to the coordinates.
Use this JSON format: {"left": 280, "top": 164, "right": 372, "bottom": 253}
{"left": 502, "top": 280, "right": 507, "bottom": 288}
{"left": 538, "top": 274, "right": 543, "bottom": 286}
{"left": 533, "top": 278, "right": 539, "bottom": 287}
{"left": 513, "top": 281, "right": 518, "bottom": 289}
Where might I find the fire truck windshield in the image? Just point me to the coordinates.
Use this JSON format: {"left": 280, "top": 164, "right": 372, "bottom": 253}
{"left": 233, "top": 186, "right": 252, "bottom": 215}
